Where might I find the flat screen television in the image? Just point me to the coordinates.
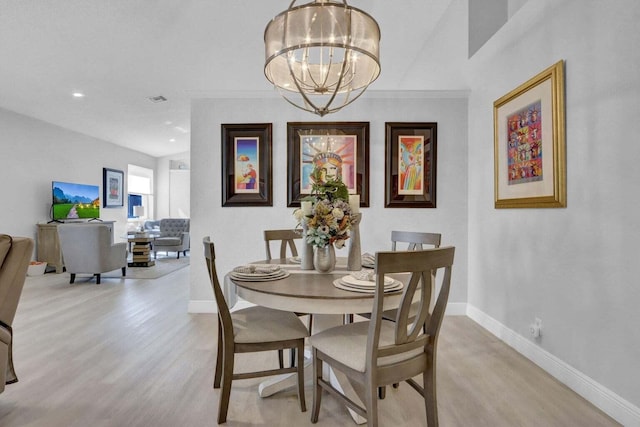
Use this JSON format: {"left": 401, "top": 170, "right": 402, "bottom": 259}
{"left": 51, "top": 181, "right": 100, "bottom": 221}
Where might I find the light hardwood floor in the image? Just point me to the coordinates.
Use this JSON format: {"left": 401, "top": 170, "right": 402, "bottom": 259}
{"left": 0, "top": 266, "right": 619, "bottom": 426}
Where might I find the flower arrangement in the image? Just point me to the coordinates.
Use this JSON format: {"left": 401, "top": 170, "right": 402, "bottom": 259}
{"left": 294, "top": 165, "right": 353, "bottom": 249}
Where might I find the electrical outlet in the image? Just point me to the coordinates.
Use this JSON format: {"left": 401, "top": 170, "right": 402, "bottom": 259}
{"left": 529, "top": 318, "right": 542, "bottom": 338}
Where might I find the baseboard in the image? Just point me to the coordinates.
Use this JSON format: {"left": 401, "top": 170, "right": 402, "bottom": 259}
{"left": 466, "top": 304, "right": 640, "bottom": 427}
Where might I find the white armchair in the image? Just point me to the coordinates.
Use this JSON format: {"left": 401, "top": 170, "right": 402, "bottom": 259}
{"left": 57, "top": 224, "right": 127, "bottom": 284}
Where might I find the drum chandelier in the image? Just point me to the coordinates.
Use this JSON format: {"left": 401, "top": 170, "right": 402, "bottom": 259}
{"left": 264, "top": 0, "right": 381, "bottom": 117}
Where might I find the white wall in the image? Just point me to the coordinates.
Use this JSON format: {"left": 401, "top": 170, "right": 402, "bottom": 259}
{"left": 465, "top": 0, "right": 640, "bottom": 421}
{"left": 156, "top": 151, "right": 190, "bottom": 219}
{"left": 0, "top": 107, "right": 156, "bottom": 251}
{"left": 189, "top": 94, "right": 469, "bottom": 311}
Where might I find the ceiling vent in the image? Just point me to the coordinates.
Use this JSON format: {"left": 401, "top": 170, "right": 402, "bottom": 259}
{"left": 148, "top": 95, "right": 167, "bottom": 103}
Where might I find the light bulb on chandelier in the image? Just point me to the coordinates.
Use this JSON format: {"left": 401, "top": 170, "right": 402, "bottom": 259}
{"left": 264, "top": 0, "right": 381, "bottom": 117}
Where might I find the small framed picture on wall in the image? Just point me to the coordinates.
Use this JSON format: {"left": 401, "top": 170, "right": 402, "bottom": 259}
{"left": 103, "top": 168, "right": 124, "bottom": 207}
{"left": 221, "top": 123, "right": 273, "bottom": 207}
{"left": 384, "top": 122, "right": 437, "bottom": 208}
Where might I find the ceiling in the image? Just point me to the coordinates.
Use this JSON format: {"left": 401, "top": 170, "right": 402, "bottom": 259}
{"left": 0, "top": 0, "right": 454, "bottom": 158}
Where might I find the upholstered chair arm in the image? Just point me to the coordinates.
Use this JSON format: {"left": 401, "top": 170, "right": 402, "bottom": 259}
{"left": 98, "top": 242, "right": 127, "bottom": 272}
{"left": 180, "top": 232, "right": 190, "bottom": 248}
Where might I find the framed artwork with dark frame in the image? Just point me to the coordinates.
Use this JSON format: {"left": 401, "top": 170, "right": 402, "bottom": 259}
{"left": 287, "top": 122, "right": 370, "bottom": 208}
{"left": 221, "top": 123, "right": 273, "bottom": 207}
{"left": 103, "top": 168, "right": 124, "bottom": 208}
{"left": 384, "top": 122, "right": 437, "bottom": 208}
{"left": 493, "top": 60, "right": 566, "bottom": 208}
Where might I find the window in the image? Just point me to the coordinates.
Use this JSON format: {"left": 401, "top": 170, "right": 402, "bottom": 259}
{"left": 127, "top": 164, "right": 154, "bottom": 222}
{"left": 128, "top": 194, "right": 142, "bottom": 218}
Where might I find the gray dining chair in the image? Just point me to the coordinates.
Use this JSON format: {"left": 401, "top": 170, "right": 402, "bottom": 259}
{"left": 360, "top": 231, "right": 441, "bottom": 324}
{"left": 263, "top": 229, "right": 312, "bottom": 369}
{"left": 264, "top": 229, "right": 301, "bottom": 260}
{"left": 310, "top": 247, "right": 455, "bottom": 427}
{"left": 203, "top": 237, "right": 309, "bottom": 424}
{"left": 391, "top": 230, "right": 441, "bottom": 251}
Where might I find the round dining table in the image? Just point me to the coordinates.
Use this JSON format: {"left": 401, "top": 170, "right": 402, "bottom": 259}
{"left": 230, "top": 258, "right": 405, "bottom": 315}
{"left": 227, "top": 258, "right": 405, "bottom": 425}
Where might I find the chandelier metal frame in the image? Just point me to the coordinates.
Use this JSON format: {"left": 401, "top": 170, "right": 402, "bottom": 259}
{"left": 264, "top": 0, "right": 381, "bottom": 116}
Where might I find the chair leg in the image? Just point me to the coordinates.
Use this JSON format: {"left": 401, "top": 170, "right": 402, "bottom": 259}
{"left": 296, "top": 342, "right": 306, "bottom": 412}
{"left": 311, "top": 349, "right": 322, "bottom": 423}
{"left": 177, "top": 251, "right": 180, "bottom": 259}
{"left": 121, "top": 267, "right": 126, "bottom": 277}
{"left": 424, "top": 352, "right": 438, "bottom": 427}
{"left": 218, "top": 345, "right": 235, "bottom": 424}
{"left": 378, "top": 386, "right": 386, "bottom": 399}
{"left": 5, "top": 328, "right": 17, "bottom": 384}
{"left": 365, "top": 378, "right": 379, "bottom": 427}
{"left": 214, "top": 321, "right": 223, "bottom": 388}
{"left": 96, "top": 274, "right": 101, "bottom": 284}
{"left": 69, "top": 273, "right": 76, "bottom": 284}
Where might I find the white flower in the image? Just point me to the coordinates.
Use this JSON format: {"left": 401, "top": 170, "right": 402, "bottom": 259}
{"left": 334, "top": 239, "right": 345, "bottom": 249}
{"left": 293, "top": 209, "right": 305, "bottom": 221}
{"left": 332, "top": 207, "right": 344, "bottom": 220}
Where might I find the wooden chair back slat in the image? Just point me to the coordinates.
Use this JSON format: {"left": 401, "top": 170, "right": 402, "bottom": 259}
{"left": 263, "top": 229, "right": 301, "bottom": 260}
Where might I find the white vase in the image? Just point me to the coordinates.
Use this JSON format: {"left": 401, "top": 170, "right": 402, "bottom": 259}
{"left": 314, "top": 244, "right": 336, "bottom": 273}
{"left": 347, "top": 213, "right": 362, "bottom": 271}
{"left": 300, "top": 222, "right": 314, "bottom": 270}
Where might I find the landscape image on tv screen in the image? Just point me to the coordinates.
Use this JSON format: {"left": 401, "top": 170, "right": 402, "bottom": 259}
{"left": 52, "top": 181, "right": 100, "bottom": 220}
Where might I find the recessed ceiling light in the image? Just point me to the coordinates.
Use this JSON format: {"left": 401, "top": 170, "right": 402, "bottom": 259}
{"left": 169, "top": 138, "right": 176, "bottom": 142}
{"left": 72, "top": 92, "right": 85, "bottom": 98}
{"left": 164, "top": 121, "right": 173, "bottom": 125}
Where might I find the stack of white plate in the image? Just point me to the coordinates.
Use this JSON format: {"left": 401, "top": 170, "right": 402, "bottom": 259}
{"left": 229, "top": 264, "right": 290, "bottom": 281}
{"left": 333, "top": 274, "right": 403, "bottom": 294}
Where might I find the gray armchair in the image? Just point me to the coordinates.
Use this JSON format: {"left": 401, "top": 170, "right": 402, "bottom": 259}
{"left": 0, "top": 234, "right": 34, "bottom": 393}
{"left": 153, "top": 218, "right": 190, "bottom": 259}
{"left": 57, "top": 224, "right": 127, "bottom": 284}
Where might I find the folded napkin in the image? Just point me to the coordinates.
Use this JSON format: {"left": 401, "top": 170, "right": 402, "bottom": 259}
{"left": 361, "top": 252, "right": 375, "bottom": 265}
{"left": 350, "top": 269, "right": 375, "bottom": 282}
{"left": 233, "top": 264, "right": 281, "bottom": 274}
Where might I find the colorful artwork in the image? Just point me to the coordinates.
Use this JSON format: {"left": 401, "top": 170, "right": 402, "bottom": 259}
{"left": 234, "top": 137, "right": 259, "bottom": 193}
{"left": 506, "top": 100, "right": 542, "bottom": 185}
{"left": 300, "top": 134, "right": 357, "bottom": 194}
{"left": 398, "top": 135, "right": 425, "bottom": 195}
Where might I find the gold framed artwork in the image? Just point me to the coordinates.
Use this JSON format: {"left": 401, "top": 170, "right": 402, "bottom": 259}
{"left": 493, "top": 60, "right": 566, "bottom": 208}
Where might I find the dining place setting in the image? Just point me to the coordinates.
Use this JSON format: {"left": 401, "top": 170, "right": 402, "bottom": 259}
{"left": 332, "top": 269, "right": 404, "bottom": 294}
{"left": 228, "top": 264, "right": 290, "bottom": 282}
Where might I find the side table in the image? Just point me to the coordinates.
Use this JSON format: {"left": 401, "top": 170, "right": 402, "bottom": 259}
{"left": 128, "top": 235, "right": 156, "bottom": 267}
